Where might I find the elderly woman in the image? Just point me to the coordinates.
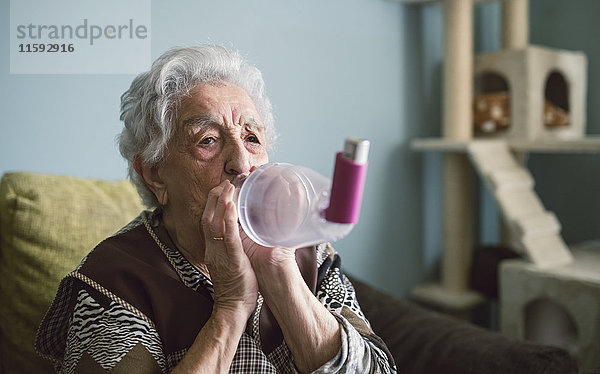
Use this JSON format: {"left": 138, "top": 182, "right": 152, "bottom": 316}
{"left": 36, "top": 45, "right": 395, "bottom": 373}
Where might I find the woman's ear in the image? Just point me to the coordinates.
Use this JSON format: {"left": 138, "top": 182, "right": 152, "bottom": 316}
{"left": 133, "top": 154, "right": 168, "bottom": 205}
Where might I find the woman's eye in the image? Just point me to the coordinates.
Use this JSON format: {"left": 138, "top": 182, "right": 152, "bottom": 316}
{"left": 198, "top": 137, "right": 215, "bottom": 145}
{"left": 246, "top": 135, "right": 260, "bottom": 144}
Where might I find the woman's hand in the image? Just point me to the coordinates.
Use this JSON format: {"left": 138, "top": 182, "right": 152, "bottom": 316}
{"left": 201, "top": 180, "right": 258, "bottom": 320}
{"left": 240, "top": 229, "right": 297, "bottom": 274}
{"left": 175, "top": 181, "right": 257, "bottom": 374}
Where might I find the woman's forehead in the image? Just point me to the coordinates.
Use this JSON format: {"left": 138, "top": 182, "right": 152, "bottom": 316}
{"left": 177, "top": 83, "right": 261, "bottom": 126}
{"left": 181, "top": 114, "right": 264, "bottom": 131}
{"left": 184, "top": 83, "right": 253, "bottom": 109}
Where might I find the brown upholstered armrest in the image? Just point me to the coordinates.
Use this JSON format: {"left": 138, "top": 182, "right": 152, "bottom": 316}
{"left": 346, "top": 275, "right": 578, "bottom": 374}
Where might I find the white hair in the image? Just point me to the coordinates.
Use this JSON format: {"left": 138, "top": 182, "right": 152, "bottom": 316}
{"left": 118, "top": 45, "right": 276, "bottom": 207}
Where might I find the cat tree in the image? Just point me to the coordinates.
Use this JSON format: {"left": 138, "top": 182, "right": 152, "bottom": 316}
{"left": 405, "top": 0, "right": 600, "bottom": 370}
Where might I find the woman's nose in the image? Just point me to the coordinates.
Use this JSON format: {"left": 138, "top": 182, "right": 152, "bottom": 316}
{"left": 224, "top": 141, "right": 250, "bottom": 175}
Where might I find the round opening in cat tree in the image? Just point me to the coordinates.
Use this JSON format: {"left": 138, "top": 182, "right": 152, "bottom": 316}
{"left": 543, "top": 70, "right": 570, "bottom": 129}
{"left": 524, "top": 297, "right": 578, "bottom": 358}
{"left": 473, "top": 71, "right": 511, "bottom": 134}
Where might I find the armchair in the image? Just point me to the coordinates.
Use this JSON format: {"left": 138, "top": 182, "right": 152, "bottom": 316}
{"left": 0, "top": 172, "right": 578, "bottom": 373}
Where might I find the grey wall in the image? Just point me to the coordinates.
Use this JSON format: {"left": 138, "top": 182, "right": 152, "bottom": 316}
{"left": 1, "top": 0, "right": 425, "bottom": 298}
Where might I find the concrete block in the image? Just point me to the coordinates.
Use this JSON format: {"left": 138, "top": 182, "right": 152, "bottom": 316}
{"left": 474, "top": 45, "right": 587, "bottom": 140}
{"left": 500, "top": 244, "right": 600, "bottom": 371}
{"left": 513, "top": 211, "right": 561, "bottom": 240}
{"left": 488, "top": 167, "right": 534, "bottom": 192}
{"left": 467, "top": 139, "right": 573, "bottom": 268}
{"left": 521, "top": 233, "right": 573, "bottom": 268}
{"left": 467, "top": 140, "right": 519, "bottom": 177}
{"left": 495, "top": 189, "right": 544, "bottom": 221}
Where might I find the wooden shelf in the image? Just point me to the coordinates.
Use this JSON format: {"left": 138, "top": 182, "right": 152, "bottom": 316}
{"left": 411, "top": 283, "right": 485, "bottom": 311}
{"left": 411, "top": 136, "right": 600, "bottom": 153}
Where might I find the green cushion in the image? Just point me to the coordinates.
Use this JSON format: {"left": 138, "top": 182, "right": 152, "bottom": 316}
{"left": 0, "top": 172, "right": 144, "bottom": 373}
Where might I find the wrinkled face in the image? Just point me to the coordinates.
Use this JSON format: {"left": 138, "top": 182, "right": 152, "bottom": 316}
{"left": 158, "top": 82, "right": 269, "bottom": 220}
